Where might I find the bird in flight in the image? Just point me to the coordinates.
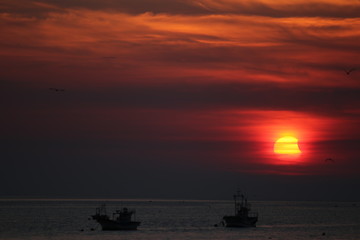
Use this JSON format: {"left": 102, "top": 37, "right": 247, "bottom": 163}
{"left": 49, "top": 88, "right": 65, "bottom": 92}
{"left": 344, "top": 68, "right": 356, "bottom": 75}
{"left": 325, "top": 158, "right": 334, "bottom": 163}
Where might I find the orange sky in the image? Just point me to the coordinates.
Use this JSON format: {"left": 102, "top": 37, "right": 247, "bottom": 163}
{"left": 1, "top": 0, "right": 360, "bottom": 199}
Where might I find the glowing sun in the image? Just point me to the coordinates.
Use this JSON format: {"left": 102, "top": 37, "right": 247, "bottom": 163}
{"left": 274, "top": 136, "right": 301, "bottom": 155}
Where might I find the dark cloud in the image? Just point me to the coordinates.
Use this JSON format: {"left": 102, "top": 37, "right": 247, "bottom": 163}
{"left": 0, "top": 79, "right": 353, "bottom": 110}
{"left": 218, "top": 2, "right": 360, "bottom": 18}
{"left": 2, "top": 79, "right": 360, "bottom": 121}
{"left": 0, "top": 0, "right": 208, "bottom": 16}
{"left": 2, "top": 0, "right": 360, "bottom": 18}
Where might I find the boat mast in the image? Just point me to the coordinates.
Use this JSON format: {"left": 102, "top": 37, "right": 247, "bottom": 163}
{"left": 234, "top": 189, "right": 242, "bottom": 215}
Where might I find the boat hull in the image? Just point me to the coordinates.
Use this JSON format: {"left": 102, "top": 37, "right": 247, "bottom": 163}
{"left": 97, "top": 219, "right": 141, "bottom": 230}
{"left": 223, "top": 216, "right": 257, "bottom": 227}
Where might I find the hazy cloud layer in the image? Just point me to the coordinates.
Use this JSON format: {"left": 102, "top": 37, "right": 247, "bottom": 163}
{"left": 1, "top": 7, "right": 359, "bottom": 86}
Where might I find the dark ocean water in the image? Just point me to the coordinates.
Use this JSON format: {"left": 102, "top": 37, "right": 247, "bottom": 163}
{"left": 0, "top": 199, "right": 359, "bottom": 240}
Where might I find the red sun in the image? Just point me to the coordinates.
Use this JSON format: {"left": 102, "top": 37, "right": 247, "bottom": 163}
{"left": 272, "top": 136, "right": 303, "bottom": 165}
{"left": 274, "top": 136, "right": 302, "bottom": 155}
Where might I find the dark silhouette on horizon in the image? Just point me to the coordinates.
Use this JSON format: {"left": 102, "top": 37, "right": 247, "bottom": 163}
{"left": 325, "top": 158, "right": 334, "bottom": 163}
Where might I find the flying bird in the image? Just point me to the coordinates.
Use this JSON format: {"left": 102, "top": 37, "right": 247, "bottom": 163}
{"left": 49, "top": 88, "right": 65, "bottom": 92}
{"left": 325, "top": 158, "right": 334, "bottom": 163}
{"left": 344, "top": 68, "right": 356, "bottom": 75}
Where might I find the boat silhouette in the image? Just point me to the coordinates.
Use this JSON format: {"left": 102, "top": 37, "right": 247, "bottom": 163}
{"left": 222, "top": 190, "right": 258, "bottom": 227}
{"left": 91, "top": 204, "right": 140, "bottom": 230}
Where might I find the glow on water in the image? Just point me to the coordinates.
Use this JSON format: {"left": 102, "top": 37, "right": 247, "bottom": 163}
{"left": 0, "top": 200, "right": 359, "bottom": 240}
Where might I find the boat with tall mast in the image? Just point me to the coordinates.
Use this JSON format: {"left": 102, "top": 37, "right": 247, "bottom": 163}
{"left": 222, "top": 190, "right": 258, "bottom": 227}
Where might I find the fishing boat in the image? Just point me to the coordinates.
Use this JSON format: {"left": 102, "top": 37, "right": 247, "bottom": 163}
{"left": 91, "top": 204, "right": 140, "bottom": 230}
{"left": 222, "top": 190, "right": 258, "bottom": 227}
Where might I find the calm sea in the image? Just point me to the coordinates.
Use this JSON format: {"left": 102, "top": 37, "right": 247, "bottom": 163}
{"left": 0, "top": 199, "right": 359, "bottom": 240}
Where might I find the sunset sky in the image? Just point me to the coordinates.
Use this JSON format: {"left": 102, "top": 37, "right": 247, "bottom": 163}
{"left": 1, "top": 0, "right": 360, "bottom": 201}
